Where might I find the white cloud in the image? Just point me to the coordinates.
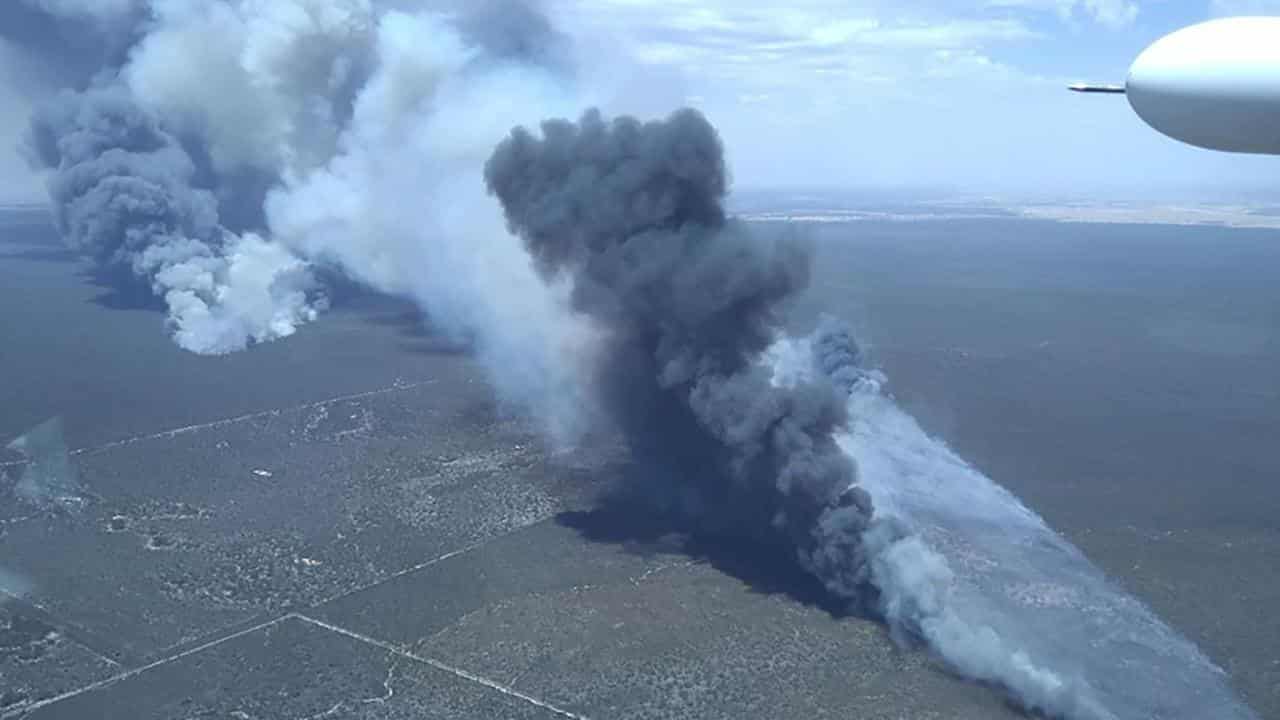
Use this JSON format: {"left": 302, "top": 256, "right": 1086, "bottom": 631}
{"left": 1083, "top": 0, "right": 1140, "bottom": 27}
{"left": 558, "top": 0, "right": 1146, "bottom": 106}
{"left": 985, "top": 0, "right": 1139, "bottom": 28}
{"left": 553, "top": 1, "right": 1072, "bottom": 189}
{"left": 1209, "top": 0, "right": 1280, "bottom": 15}
{"left": 549, "top": 0, "right": 1279, "bottom": 195}
{"left": 560, "top": 2, "right": 1044, "bottom": 92}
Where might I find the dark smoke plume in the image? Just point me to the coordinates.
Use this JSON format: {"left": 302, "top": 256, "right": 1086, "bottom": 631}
{"left": 484, "top": 108, "right": 1123, "bottom": 720}
{"left": 27, "top": 87, "right": 219, "bottom": 286}
{"left": 2, "top": 0, "right": 378, "bottom": 353}
{"left": 485, "top": 108, "right": 880, "bottom": 598}
{"left": 810, "top": 314, "right": 869, "bottom": 395}
{"left": 5, "top": 0, "right": 582, "bottom": 356}
{"left": 24, "top": 86, "right": 321, "bottom": 353}
{"left": 453, "top": 0, "right": 571, "bottom": 70}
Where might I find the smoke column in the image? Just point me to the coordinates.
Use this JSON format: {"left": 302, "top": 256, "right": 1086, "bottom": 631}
{"left": 486, "top": 109, "right": 1258, "bottom": 720}
{"left": 4, "top": 1, "right": 331, "bottom": 353}
{"left": 3, "top": 1, "right": 587, "bottom": 379}
{"left": 4, "top": 1, "right": 603, "bottom": 435}
{"left": 485, "top": 108, "right": 885, "bottom": 583}
{"left": 481, "top": 107, "right": 1080, "bottom": 717}
{"left": 24, "top": 86, "right": 323, "bottom": 353}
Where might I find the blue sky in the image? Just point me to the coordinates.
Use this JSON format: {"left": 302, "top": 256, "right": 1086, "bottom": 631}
{"left": 560, "top": 0, "right": 1280, "bottom": 197}
{"left": 2, "top": 1, "right": 1277, "bottom": 202}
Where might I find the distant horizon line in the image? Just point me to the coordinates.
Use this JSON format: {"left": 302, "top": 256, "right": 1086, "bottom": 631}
{"left": 5, "top": 185, "right": 1276, "bottom": 209}
{"left": 729, "top": 184, "right": 1280, "bottom": 203}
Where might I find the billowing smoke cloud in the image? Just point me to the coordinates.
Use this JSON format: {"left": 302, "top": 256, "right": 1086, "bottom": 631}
{"left": 809, "top": 314, "right": 871, "bottom": 394}
{"left": 485, "top": 107, "right": 874, "bottom": 605}
{"left": 256, "top": 4, "right": 600, "bottom": 439}
{"left": 6, "top": 0, "right": 589, "bottom": 363}
{"left": 24, "top": 86, "right": 323, "bottom": 352}
{"left": 4, "top": 0, "right": 373, "bottom": 352}
{"left": 485, "top": 109, "right": 1118, "bottom": 720}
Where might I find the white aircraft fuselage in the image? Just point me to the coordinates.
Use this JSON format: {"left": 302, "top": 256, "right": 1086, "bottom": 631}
{"left": 1073, "top": 17, "right": 1280, "bottom": 155}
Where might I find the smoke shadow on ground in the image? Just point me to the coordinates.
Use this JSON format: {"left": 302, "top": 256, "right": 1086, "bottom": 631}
{"left": 557, "top": 479, "right": 864, "bottom": 620}
{"left": 81, "top": 267, "right": 166, "bottom": 312}
{"left": 360, "top": 307, "right": 437, "bottom": 340}
{"left": 348, "top": 296, "right": 473, "bottom": 357}
{"left": 0, "top": 215, "right": 71, "bottom": 264}
{"left": 559, "top": 485, "right": 1042, "bottom": 720}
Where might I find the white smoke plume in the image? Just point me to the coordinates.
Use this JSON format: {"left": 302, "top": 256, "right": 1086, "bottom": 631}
{"left": 8, "top": 0, "right": 597, "bottom": 388}
{"left": 799, "top": 322, "right": 1258, "bottom": 720}
{"left": 262, "top": 7, "right": 601, "bottom": 439}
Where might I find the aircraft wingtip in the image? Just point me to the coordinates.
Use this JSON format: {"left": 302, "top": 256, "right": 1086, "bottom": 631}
{"left": 1069, "top": 83, "right": 1126, "bottom": 94}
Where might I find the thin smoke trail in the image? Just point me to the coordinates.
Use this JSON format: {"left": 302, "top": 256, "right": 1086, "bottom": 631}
{"left": 791, "top": 323, "right": 1258, "bottom": 720}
